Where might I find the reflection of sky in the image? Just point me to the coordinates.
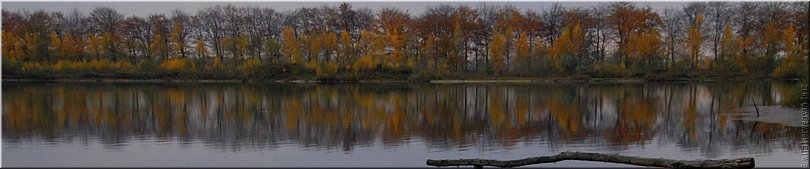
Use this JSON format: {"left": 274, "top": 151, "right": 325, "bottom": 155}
{"left": 2, "top": 2, "right": 689, "bottom": 16}
{"left": 3, "top": 134, "right": 800, "bottom": 167}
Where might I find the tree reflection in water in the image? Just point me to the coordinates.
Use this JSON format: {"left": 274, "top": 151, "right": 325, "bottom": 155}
{"left": 2, "top": 81, "right": 802, "bottom": 158}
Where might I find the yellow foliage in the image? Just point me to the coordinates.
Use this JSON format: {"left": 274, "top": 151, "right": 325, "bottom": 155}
{"left": 387, "top": 31, "right": 404, "bottom": 68}
{"left": 195, "top": 39, "right": 207, "bottom": 58}
{"left": 313, "top": 62, "right": 339, "bottom": 77}
{"left": 772, "top": 26, "right": 802, "bottom": 78}
{"left": 50, "top": 60, "right": 133, "bottom": 72}
{"left": 160, "top": 58, "right": 189, "bottom": 71}
{"left": 212, "top": 57, "right": 222, "bottom": 69}
{"left": 773, "top": 54, "right": 805, "bottom": 78}
{"left": 488, "top": 31, "right": 506, "bottom": 74}
{"left": 21, "top": 62, "right": 43, "bottom": 71}
{"left": 49, "top": 31, "right": 61, "bottom": 57}
{"left": 593, "top": 62, "right": 628, "bottom": 76}
{"left": 238, "top": 35, "right": 249, "bottom": 58}
{"left": 87, "top": 33, "right": 102, "bottom": 58}
{"left": 150, "top": 33, "right": 168, "bottom": 59}
{"left": 240, "top": 58, "right": 261, "bottom": 71}
{"left": 356, "top": 54, "right": 375, "bottom": 71}
{"left": 404, "top": 57, "right": 415, "bottom": 68}
{"left": 100, "top": 33, "right": 113, "bottom": 56}
{"left": 338, "top": 31, "right": 354, "bottom": 64}
{"left": 2, "top": 31, "right": 24, "bottom": 60}
{"left": 308, "top": 34, "right": 322, "bottom": 61}
{"left": 687, "top": 14, "right": 704, "bottom": 68}
{"left": 282, "top": 27, "right": 301, "bottom": 64}
{"left": 170, "top": 20, "right": 186, "bottom": 58}
{"left": 516, "top": 32, "right": 530, "bottom": 63}
{"left": 61, "top": 33, "right": 78, "bottom": 60}
{"left": 627, "top": 29, "right": 661, "bottom": 63}
{"left": 110, "top": 60, "right": 135, "bottom": 70}
{"left": 305, "top": 60, "right": 320, "bottom": 70}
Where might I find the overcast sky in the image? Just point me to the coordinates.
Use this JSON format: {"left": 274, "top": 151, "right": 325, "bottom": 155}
{"left": 2, "top": 1, "right": 690, "bottom": 16}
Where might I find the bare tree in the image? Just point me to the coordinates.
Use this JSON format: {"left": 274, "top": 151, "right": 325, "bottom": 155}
{"left": 170, "top": 9, "right": 191, "bottom": 58}
{"left": 90, "top": 7, "right": 123, "bottom": 60}
{"left": 196, "top": 5, "right": 226, "bottom": 61}
{"left": 542, "top": 3, "right": 564, "bottom": 44}
{"left": 661, "top": 8, "right": 684, "bottom": 69}
{"left": 707, "top": 2, "right": 733, "bottom": 69}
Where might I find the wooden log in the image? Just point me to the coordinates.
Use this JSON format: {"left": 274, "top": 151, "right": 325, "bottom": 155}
{"left": 426, "top": 151, "right": 754, "bottom": 169}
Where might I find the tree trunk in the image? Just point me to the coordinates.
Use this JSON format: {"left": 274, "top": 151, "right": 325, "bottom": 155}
{"left": 426, "top": 151, "right": 754, "bottom": 169}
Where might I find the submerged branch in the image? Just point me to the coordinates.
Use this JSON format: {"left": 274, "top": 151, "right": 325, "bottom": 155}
{"left": 426, "top": 151, "right": 754, "bottom": 169}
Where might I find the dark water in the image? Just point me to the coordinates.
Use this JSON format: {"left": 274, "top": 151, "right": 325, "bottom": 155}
{"left": 2, "top": 81, "right": 803, "bottom": 167}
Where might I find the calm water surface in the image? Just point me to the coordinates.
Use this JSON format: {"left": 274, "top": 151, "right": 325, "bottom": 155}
{"left": 2, "top": 81, "right": 803, "bottom": 167}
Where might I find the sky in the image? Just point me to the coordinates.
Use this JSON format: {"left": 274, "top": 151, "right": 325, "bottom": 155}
{"left": 1, "top": 1, "right": 691, "bottom": 17}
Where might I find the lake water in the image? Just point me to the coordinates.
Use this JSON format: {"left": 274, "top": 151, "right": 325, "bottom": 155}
{"left": 2, "top": 81, "right": 804, "bottom": 167}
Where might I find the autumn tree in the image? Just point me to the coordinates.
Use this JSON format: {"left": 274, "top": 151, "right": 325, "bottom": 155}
{"left": 307, "top": 33, "right": 322, "bottom": 63}
{"left": 149, "top": 14, "right": 170, "bottom": 60}
{"left": 263, "top": 38, "right": 281, "bottom": 63}
{"left": 774, "top": 26, "right": 804, "bottom": 78}
{"left": 87, "top": 33, "right": 102, "bottom": 61}
{"left": 489, "top": 30, "right": 506, "bottom": 75}
{"left": 89, "top": 7, "right": 123, "bottom": 60}
{"left": 720, "top": 23, "right": 740, "bottom": 72}
{"left": 49, "top": 31, "right": 62, "bottom": 60}
{"left": 760, "top": 21, "right": 780, "bottom": 73}
{"left": 169, "top": 10, "right": 190, "bottom": 58}
{"left": 687, "top": 14, "right": 704, "bottom": 69}
{"left": 281, "top": 26, "right": 301, "bottom": 64}
{"left": 337, "top": 31, "right": 354, "bottom": 65}
{"left": 149, "top": 33, "right": 167, "bottom": 60}
{"left": 515, "top": 31, "right": 530, "bottom": 73}
{"left": 387, "top": 30, "right": 405, "bottom": 68}
{"left": 447, "top": 17, "right": 464, "bottom": 72}
{"left": 609, "top": 3, "right": 661, "bottom": 69}
{"left": 376, "top": 7, "right": 411, "bottom": 68}
{"left": 195, "top": 38, "right": 208, "bottom": 59}
{"left": 420, "top": 34, "right": 436, "bottom": 71}
{"left": 321, "top": 31, "right": 338, "bottom": 63}
{"left": 355, "top": 29, "right": 382, "bottom": 71}
{"left": 548, "top": 24, "right": 584, "bottom": 73}
{"left": 627, "top": 29, "right": 662, "bottom": 69}
{"left": 2, "top": 31, "right": 24, "bottom": 61}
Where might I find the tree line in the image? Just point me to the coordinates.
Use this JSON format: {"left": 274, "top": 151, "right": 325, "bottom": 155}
{"left": 2, "top": 2, "right": 808, "bottom": 80}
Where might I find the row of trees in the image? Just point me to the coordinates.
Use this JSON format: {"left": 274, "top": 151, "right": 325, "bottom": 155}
{"left": 2, "top": 2, "right": 808, "bottom": 79}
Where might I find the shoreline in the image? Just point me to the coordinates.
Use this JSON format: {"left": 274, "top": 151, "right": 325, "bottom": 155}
{"left": 2, "top": 77, "right": 800, "bottom": 84}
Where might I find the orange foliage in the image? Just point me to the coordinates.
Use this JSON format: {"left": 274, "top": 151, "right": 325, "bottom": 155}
{"left": 489, "top": 31, "right": 506, "bottom": 74}
{"left": 160, "top": 58, "right": 189, "bottom": 71}
{"left": 282, "top": 27, "right": 301, "bottom": 64}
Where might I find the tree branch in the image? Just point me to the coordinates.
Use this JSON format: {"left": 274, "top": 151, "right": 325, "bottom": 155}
{"left": 426, "top": 151, "right": 754, "bottom": 169}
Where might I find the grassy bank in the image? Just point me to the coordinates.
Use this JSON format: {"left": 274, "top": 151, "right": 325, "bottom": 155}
{"left": 3, "top": 58, "right": 806, "bottom": 83}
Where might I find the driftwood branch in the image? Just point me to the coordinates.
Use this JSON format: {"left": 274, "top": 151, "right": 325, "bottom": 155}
{"left": 426, "top": 151, "right": 754, "bottom": 169}
{"left": 752, "top": 97, "right": 760, "bottom": 117}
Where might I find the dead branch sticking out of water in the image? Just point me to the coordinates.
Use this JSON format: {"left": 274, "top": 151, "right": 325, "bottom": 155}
{"left": 426, "top": 151, "right": 754, "bottom": 169}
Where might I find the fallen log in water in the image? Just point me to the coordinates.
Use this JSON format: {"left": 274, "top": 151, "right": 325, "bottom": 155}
{"left": 426, "top": 151, "right": 754, "bottom": 169}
